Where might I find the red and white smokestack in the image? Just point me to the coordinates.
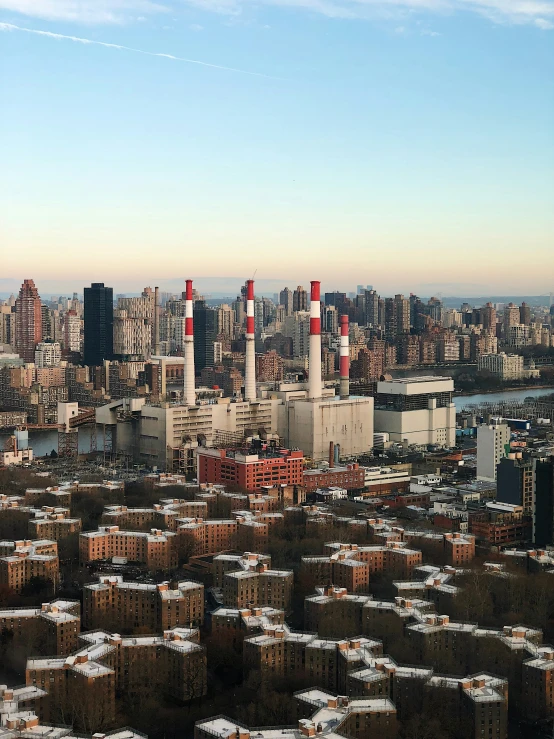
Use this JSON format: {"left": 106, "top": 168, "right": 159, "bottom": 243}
{"left": 339, "top": 314, "right": 350, "bottom": 399}
{"left": 308, "top": 280, "right": 322, "bottom": 400}
{"left": 184, "top": 279, "right": 196, "bottom": 406}
{"left": 245, "top": 279, "right": 256, "bottom": 401}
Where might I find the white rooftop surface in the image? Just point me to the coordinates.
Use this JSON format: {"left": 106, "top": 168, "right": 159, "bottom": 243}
{"left": 376, "top": 377, "right": 454, "bottom": 395}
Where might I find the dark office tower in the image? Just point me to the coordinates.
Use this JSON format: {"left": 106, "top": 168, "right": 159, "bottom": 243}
{"left": 83, "top": 283, "right": 113, "bottom": 366}
{"left": 15, "top": 279, "right": 42, "bottom": 362}
{"left": 496, "top": 455, "right": 535, "bottom": 514}
{"left": 519, "top": 302, "right": 531, "bottom": 326}
{"left": 293, "top": 286, "right": 308, "bottom": 312}
{"left": 364, "top": 290, "right": 379, "bottom": 327}
{"left": 410, "top": 295, "right": 426, "bottom": 334}
{"left": 193, "top": 300, "right": 217, "bottom": 373}
{"left": 280, "top": 288, "right": 293, "bottom": 317}
{"left": 534, "top": 457, "right": 554, "bottom": 547}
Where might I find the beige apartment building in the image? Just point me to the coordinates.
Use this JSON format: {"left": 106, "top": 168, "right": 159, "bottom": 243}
{"left": 83, "top": 575, "right": 204, "bottom": 631}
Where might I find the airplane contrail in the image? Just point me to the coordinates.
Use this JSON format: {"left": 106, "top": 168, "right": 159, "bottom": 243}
{"left": 0, "top": 21, "right": 279, "bottom": 79}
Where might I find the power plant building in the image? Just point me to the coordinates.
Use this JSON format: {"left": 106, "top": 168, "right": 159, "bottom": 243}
{"left": 97, "top": 279, "right": 374, "bottom": 470}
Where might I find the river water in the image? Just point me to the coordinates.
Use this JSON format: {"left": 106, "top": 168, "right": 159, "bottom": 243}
{"left": 1, "top": 388, "right": 552, "bottom": 457}
{"left": 453, "top": 387, "right": 554, "bottom": 411}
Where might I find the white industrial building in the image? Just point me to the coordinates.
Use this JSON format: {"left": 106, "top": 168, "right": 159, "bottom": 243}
{"left": 373, "top": 376, "right": 456, "bottom": 448}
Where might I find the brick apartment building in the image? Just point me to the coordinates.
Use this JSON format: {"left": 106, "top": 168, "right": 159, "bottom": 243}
{"left": 303, "top": 464, "right": 365, "bottom": 493}
{"left": 26, "top": 627, "right": 207, "bottom": 727}
{"left": 197, "top": 447, "right": 304, "bottom": 492}
{"left": 0, "top": 599, "right": 80, "bottom": 658}
{"left": 243, "top": 624, "right": 383, "bottom": 693}
{"left": 0, "top": 501, "right": 81, "bottom": 541}
{"left": 211, "top": 605, "right": 285, "bottom": 648}
{"left": 222, "top": 564, "right": 294, "bottom": 612}
{"left": 101, "top": 499, "right": 209, "bottom": 531}
{"left": 213, "top": 551, "right": 272, "bottom": 587}
{"left": 28, "top": 508, "right": 82, "bottom": 540}
{"left": 195, "top": 691, "right": 398, "bottom": 739}
{"left": 0, "top": 539, "right": 59, "bottom": 593}
{"left": 79, "top": 527, "right": 177, "bottom": 570}
{"left": 301, "top": 541, "right": 423, "bottom": 593}
{"left": 83, "top": 575, "right": 204, "bottom": 631}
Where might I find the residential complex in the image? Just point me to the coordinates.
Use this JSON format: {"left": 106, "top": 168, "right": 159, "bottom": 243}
{"left": 83, "top": 576, "right": 204, "bottom": 630}
{"left": 0, "top": 538, "right": 59, "bottom": 593}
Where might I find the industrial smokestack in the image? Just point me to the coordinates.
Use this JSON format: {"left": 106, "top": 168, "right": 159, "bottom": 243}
{"left": 339, "top": 314, "right": 350, "bottom": 399}
{"left": 329, "top": 441, "right": 335, "bottom": 468}
{"left": 184, "top": 279, "right": 196, "bottom": 406}
{"left": 154, "top": 286, "right": 160, "bottom": 357}
{"left": 308, "top": 280, "right": 322, "bottom": 400}
{"left": 245, "top": 279, "right": 256, "bottom": 401}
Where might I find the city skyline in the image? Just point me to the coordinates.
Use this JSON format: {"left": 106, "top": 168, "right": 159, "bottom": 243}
{"left": 1, "top": 275, "right": 554, "bottom": 301}
{"left": 1, "top": 1, "right": 553, "bottom": 292}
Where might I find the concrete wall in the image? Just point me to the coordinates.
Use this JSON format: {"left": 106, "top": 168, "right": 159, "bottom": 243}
{"left": 282, "top": 396, "right": 374, "bottom": 461}
{"left": 374, "top": 402, "right": 456, "bottom": 447}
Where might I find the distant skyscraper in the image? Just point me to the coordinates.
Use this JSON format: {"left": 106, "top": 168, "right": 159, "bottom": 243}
{"left": 41, "top": 304, "right": 53, "bottom": 341}
{"left": 519, "top": 302, "right": 531, "bottom": 326}
{"left": 280, "top": 288, "right": 293, "bottom": 316}
{"left": 84, "top": 283, "right": 113, "bottom": 366}
{"left": 293, "top": 286, "right": 308, "bottom": 313}
{"left": 394, "top": 294, "right": 411, "bottom": 335}
{"left": 193, "top": 300, "right": 217, "bottom": 373}
{"left": 482, "top": 302, "right": 496, "bottom": 332}
{"left": 64, "top": 310, "right": 81, "bottom": 354}
{"left": 364, "top": 290, "right": 379, "bottom": 327}
{"left": 15, "top": 279, "right": 42, "bottom": 362}
{"left": 503, "top": 303, "right": 520, "bottom": 335}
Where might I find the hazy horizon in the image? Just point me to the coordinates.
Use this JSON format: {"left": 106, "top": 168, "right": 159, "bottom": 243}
{"left": 1, "top": 276, "right": 552, "bottom": 303}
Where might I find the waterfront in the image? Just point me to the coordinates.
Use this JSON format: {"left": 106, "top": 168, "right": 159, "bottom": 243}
{"left": 0, "top": 426, "right": 105, "bottom": 458}
{"left": 1, "top": 387, "right": 553, "bottom": 458}
{"left": 454, "top": 387, "right": 554, "bottom": 411}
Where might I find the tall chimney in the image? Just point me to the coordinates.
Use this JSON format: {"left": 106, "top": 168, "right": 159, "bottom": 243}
{"left": 184, "top": 279, "right": 196, "bottom": 406}
{"left": 245, "top": 279, "right": 256, "bottom": 401}
{"left": 154, "top": 286, "right": 160, "bottom": 356}
{"left": 308, "top": 280, "right": 322, "bottom": 400}
{"left": 329, "top": 441, "right": 335, "bottom": 468}
{"left": 339, "top": 314, "right": 350, "bottom": 399}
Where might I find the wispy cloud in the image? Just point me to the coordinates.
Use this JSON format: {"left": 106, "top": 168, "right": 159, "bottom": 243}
{"left": 0, "top": 0, "right": 552, "bottom": 27}
{"left": 0, "top": 21, "right": 280, "bottom": 77}
{"left": 0, "top": 0, "right": 166, "bottom": 24}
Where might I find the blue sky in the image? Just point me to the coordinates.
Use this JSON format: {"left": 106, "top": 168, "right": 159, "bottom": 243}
{"left": 1, "top": 0, "right": 553, "bottom": 297}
